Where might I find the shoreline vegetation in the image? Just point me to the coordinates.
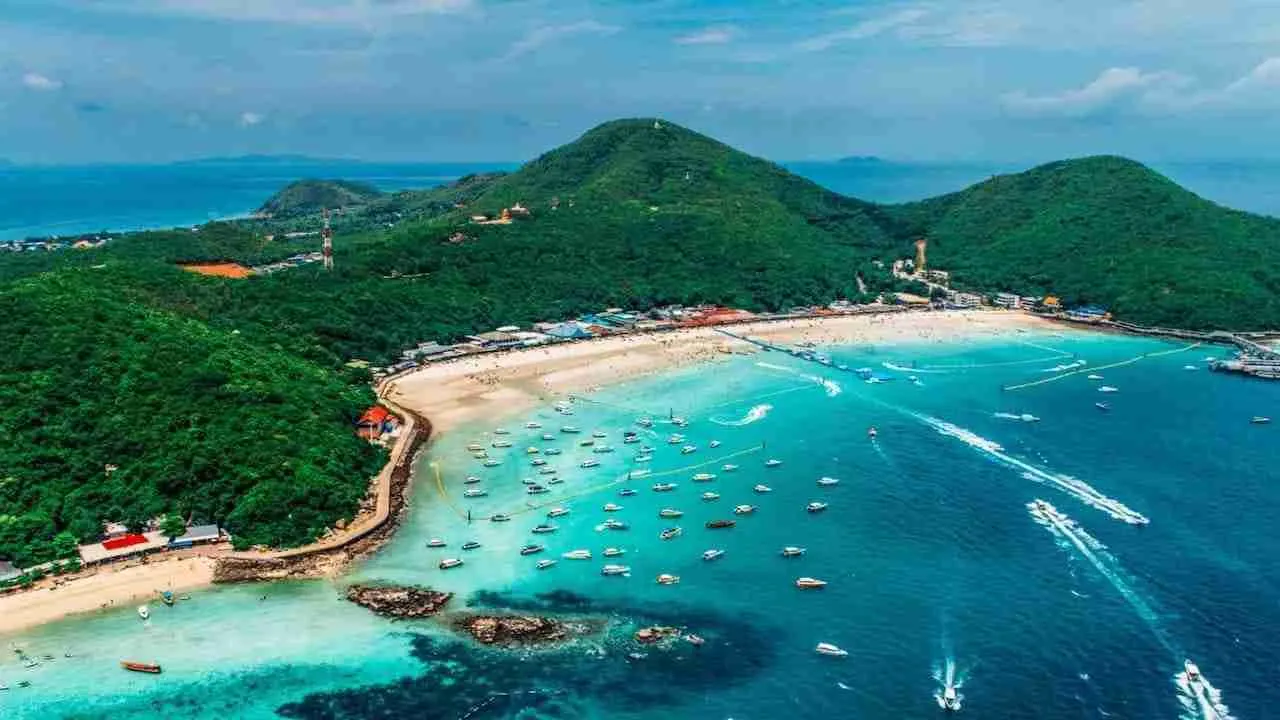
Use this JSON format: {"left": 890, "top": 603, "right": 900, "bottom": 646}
{"left": 0, "top": 309, "right": 1052, "bottom": 636}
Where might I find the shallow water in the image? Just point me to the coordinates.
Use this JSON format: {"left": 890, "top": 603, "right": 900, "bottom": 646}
{"left": 3, "top": 329, "right": 1277, "bottom": 719}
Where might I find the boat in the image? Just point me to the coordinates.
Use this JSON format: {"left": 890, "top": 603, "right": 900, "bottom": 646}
{"left": 137, "top": 605, "right": 150, "bottom": 621}
{"left": 544, "top": 448, "right": 563, "bottom": 456}
{"left": 538, "top": 467, "right": 557, "bottom": 475}
{"left": 526, "top": 485, "right": 548, "bottom": 495}
{"left": 601, "top": 564, "right": 631, "bottom": 576}
{"left": 494, "top": 428, "right": 510, "bottom": 435}
{"left": 706, "top": 519, "right": 736, "bottom": 529}
{"left": 733, "top": 504, "right": 756, "bottom": 515}
{"left": 1095, "top": 402, "right": 1111, "bottom": 411}
{"left": 722, "top": 464, "right": 739, "bottom": 472}
{"left": 815, "top": 642, "right": 848, "bottom": 657}
{"left": 581, "top": 459, "right": 600, "bottom": 468}
{"left": 1087, "top": 374, "right": 1104, "bottom": 380}
{"left": 531, "top": 524, "right": 558, "bottom": 534}
{"left": 526, "top": 447, "right": 540, "bottom": 455}
{"left": 660, "top": 527, "right": 683, "bottom": 540}
{"left": 753, "top": 484, "right": 772, "bottom": 493}
{"left": 817, "top": 477, "right": 839, "bottom": 487}
{"left": 603, "top": 503, "right": 623, "bottom": 512}
{"left": 1098, "top": 386, "right": 1119, "bottom": 393}
{"left": 684, "top": 633, "right": 705, "bottom": 645}
{"left": 120, "top": 661, "right": 162, "bottom": 674}
{"left": 542, "top": 433, "right": 556, "bottom": 441}
{"left": 637, "top": 417, "right": 653, "bottom": 427}
{"left": 490, "top": 513, "right": 512, "bottom": 522}
{"left": 618, "top": 488, "right": 637, "bottom": 497}
{"left": 634, "top": 455, "right": 653, "bottom": 464}
{"left": 561, "top": 426, "right": 581, "bottom": 434}
{"left": 795, "top": 577, "right": 827, "bottom": 589}
{"left": 536, "top": 559, "right": 557, "bottom": 570}
{"left": 603, "top": 547, "right": 626, "bottom": 557}
{"left": 593, "top": 445, "right": 615, "bottom": 454}
{"left": 603, "top": 519, "right": 629, "bottom": 530}
{"left": 623, "top": 436, "right": 640, "bottom": 444}
{"left": 472, "top": 450, "right": 488, "bottom": 459}
{"left": 463, "top": 488, "right": 487, "bottom": 498}
{"left": 483, "top": 459, "right": 501, "bottom": 467}
{"left": 547, "top": 476, "right": 564, "bottom": 485}
{"left": 672, "top": 416, "right": 688, "bottom": 427}
{"left": 765, "top": 459, "right": 782, "bottom": 468}
{"left": 709, "top": 440, "right": 721, "bottom": 448}
{"left": 1184, "top": 659, "right": 1202, "bottom": 684}
{"left": 1251, "top": 416, "right": 1272, "bottom": 424}
{"left": 462, "top": 541, "right": 482, "bottom": 551}
{"left": 531, "top": 458, "right": 547, "bottom": 466}
{"left": 939, "top": 685, "right": 961, "bottom": 712}
{"left": 701, "top": 491, "right": 721, "bottom": 501}
{"left": 681, "top": 445, "right": 698, "bottom": 455}
{"left": 692, "top": 472, "right": 716, "bottom": 482}
{"left": 806, "top": 502, "right": 829, "bottom": 513}
{"left": 658, "top": 508, "right": 684, "bottom": 518}
{"left": 439, "top": 557, "right": 464, "bottom": 569}
{"left": 521, "top": 477, "right": 537, "bottom": 485}
{"left": 519, "top": 544, "right": 545, "bottom": 556}
{"left": 579, "top": 439, "right": 596, "bottom": 447}
{"left": 592, "top": 430, "right": 607, "bottom": 438}
{"left": 640, "top": 445, "right": 655, "bottom": 454}
{"left": 466, "top": 443, "right": 484, "bottom": 452}
{"left": 667, "top": 434, "right": 685, "bottom": 444}
{"left": 702, "top": 548, "right": 725, "bottom": 561}
{"left": 464, "top": 475, "right": 482, "bottom": 484}
{"left": 526, "top": 421, "right": 542, "bottom": 429}
{"left": 656, "top": 574, "right": 680, "bottom": 585}
{"left": 562, "top": 549, "right": 592, "bottom": 560}
{"left": 547, "top": 507, "right": 570, "bottom": 518}
{"left": 781, "top": 546, "right": 806, "bottom": 557}
{"left": 867, "top": 426, "right": 878, "bottom": 438}
{"left": 427, "top": 537, "right": 447, "bottom": 547}
{"left": 652, "top": 482, "right": 676, "bottom": 492}
{"left": 492, "top": 439, "right": 512, "bottom": 448}
{"left": 160, "top": 590, "right": 175, "bottom": 606}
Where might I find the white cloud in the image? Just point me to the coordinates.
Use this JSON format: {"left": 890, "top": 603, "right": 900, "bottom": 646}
{"left": 674, "top": 25, "right": 737, "bottom": 46}
{"left": 22, "top": 72, "right": 63, "bottom": 91}
{"left": 239, "top": 111, "right": 264, "bottom": 127}
{"left": 797, "top": 8, "right": 928, "bottom": 51}
{"left": 1222, "top": 57, "right": 1280, "bottom": 97}
{"left": 502, "top": 21, "right": 620, "bottom": 62}
{"left": 92, "top": 0, "right": 472, "bottom": 25}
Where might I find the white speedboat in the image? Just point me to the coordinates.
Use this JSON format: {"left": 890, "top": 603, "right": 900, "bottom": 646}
{"left": 526, "top": 421, "right": 542, "bottom": 429}
{"left": 521, "top": 477, "right": 537, "bottom": 485}
{"left": 427, "top": 537, "right": 447, "bottom": 547}
{"left": 531, "top": 458, "right": 547, "bottom": 466}
{"left": 655, "top": 573, "right": 680, "bottom": 585}
{"left": 546, "top": 476, "right": 564, "bottom": 485}
{"left": 541, "top": 433, "right": 556, "bottom": 441}
{"left": 1184, "top": 659, "right": 1202, "bottom": 685}
{"left": 733, "top": 504, "right": 756, "bottom": 515}
{"left": 579, "top": 439, "right": 596, "bottom": 447}
{"left": 667, "top": 434, "right": 685, "bottom": 444}
{"left": 544, "top": 448, "right": 562, "bottom": 456}
{"left": 439, "top": 558, "right": 464, "bottom": 570}
{"left": 463, "top": 488, "right": 487, "bottom": 497}
{"left": 1184, "top": 365, "right": 1197, "bottom": 371}
{"left": 466, "top": 443, "right": 484, "bottom": 452}
{"left": 581, "top": 459, "right": 600, "bottom": 468}
{"left": 722, "top": 464, "right": 739, "bottom": 472}
{"left": 561, "top": 426, "right": 581, "bottom": 434}
{"left": 547, "top": 507, "right": 570, "bottom": 518}
{"left": 623, "top": 434, "right": 640, "bottom": 444}
{"left": 601, "top": 564, "right": 631, "bottom": 576}
{"left": 531, "top": 524, "right": 558, "bottom": 534}
{"left": 492, "top": 439, "right": 512, "bottom": 448}
{"left": 562, "top": 549, "right": 592, "bottom": 560}
{"left": 1098, "top": 386, "right": 1119, "bottom": 393}
{"left": 490, "top": 513, "right": 511, "bottom": 522}
{"left": 815, "top": 642, "right": 848, "bottom": 657}
{"left": 464, "top": 475, "right": 482, "bottom": 484}
{"left": 1095, "top": 402, "right": 1111, "bottom": 411}
{"left": 702, "top": 548, "right": 725, "bottom": 561}
{"left": 660, "top": 527, "right": 683, "bottom": 540}
{"left": 603, "top": 519, "right": 628, "bottom": 530}
{"left": 1252, "top": 416, "right": 1272, "bottom": 425}
{"left": 701, "top": 491, "right": 721, "bottom": 501}
{"left": 867, "top": 426, "right": 878, "bottom": 438}
{"left": 593, "top": 445, "right": 615, "bottom": 454}
{"left": 538, "top": 467, "right": 557, "bottom": 475}
{"left": 1020, "top": 414, "right": 1040, "bottom": 422}
{"left": 634, "top": 454, "right": 653, "bottom": 463}
{"left": 494, "top": 428, "right": 510, "bottom": 435}
{"left": 709, "top": 440, "right": 721, "bottom": 448}
{"left": 652, "top": 482, "right": 676, "bottom": 492}
{"left": 603, "top": 503, "right": 623, "bottom": 512}
{"left": 462, "top": 540, "right": 482, "bottom": 551}
{"left": 781, "top": 546, "right": 806, "bottom": 557}
{"left": 753, "top": 484, "right": 772, "bottom": 493}
{"left": 806, "top": 502, "right": 829, "bottom": 513}
{"left": 526, "top": 485, "right": 548, "bottom": 495}
{"left": 939, "top": 685, "right": 961, "bottom": 712}
{"left": 659, "top": 508, "right": 684, "bottom": 518}
{"left": 536, "top": 559, "right": 556, "bottom": 570}
{"left": 681, "top": 444, "right": 698, "bottom": 455}
{"left": 519, "top": 544, "right": 545, "bottom": 556}
{"left": 637, "top": 417, "right": 653, "bottom": 427}
{"left": 817, "top": 477, "right": 839, "bottom": 486}
{"left": 618, "top": 488, "right": 637, "bottom": 496}
{"left": 795, "top": 577, "right": 827, "bottom": 589}
{"left": 1087, "top": 374, "right": 1104, "bottom": 380}
{"left": 137, "top": 605, "right": 150, "bottom": 621}
{"left": 671, "top": 416, "right": 688, "bottom": 427}
{"left": 765, "top": 459, "right": 782, "bottom": 468}
{"left": 483, "top": 459, "right": 501, "bottom": 467}
{"left": 592, "top": 430, "right": 607, "bottom": 438}
{"left": 692, "top": 473, "right": 716, "bottom": 482}
{"left": 603, "top": 547, "right": 626, "bottom": 557}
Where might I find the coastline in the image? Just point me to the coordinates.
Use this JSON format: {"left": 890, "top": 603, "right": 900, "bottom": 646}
{"left": 0, "top": 309, "right": 1048, "bottom": 637}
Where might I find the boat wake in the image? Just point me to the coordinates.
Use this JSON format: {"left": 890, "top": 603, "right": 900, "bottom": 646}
{"left": 711, "top": 403, "right": 773, "bottom": 426}
{"left": 994, "top": 412, "right": 1040, "bottom": 423}
{"left": 1041, "top": 359, "right": 1088, "bottom": 373}
{"left": 1027, "top": 500, "right": 1172, "bottom": 653}
{"left": 917, "top": 415, "right": 1149, "bottom": 525}
{"left": 1175, "top": 666, "right": 1235, "bottom": 720}
{"left": 882, "top": 361, "right": 946, "bottom": 374}
{"left": 756, "top": 362, "right": 841, "bottom": 397}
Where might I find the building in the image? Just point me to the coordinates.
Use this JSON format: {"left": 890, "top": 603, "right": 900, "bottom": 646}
{"left": 993, "top": 293, "right": 1021, "bottom": 308}
{"left": 895, "top": 292, "right": 932, "bottom": 306}
{"left": 467, "top": 331, "right": 524, "bottom": 349}
{"left": 167, "top": 524, "right": 226, "bottom": 549}
{"left": 1020, "top": 296, "right": 1043, "bottom": 308}
{"left": 1067, "top": 305, "right": 1110, "bottom": 321}
{"left": 78, "top": 531, "right": 168, "bottom": 565}
{"left": 357, "top": 406, "right": 398, "bottom": 440}
{"left": 1043, "top": 296, "right": 1062, "bottom": 309}
{"left": 923, "top": 269, "right": 950, "bottom": 283}
{"left": 950, "top": 292, "right": 983, "bottom": 308}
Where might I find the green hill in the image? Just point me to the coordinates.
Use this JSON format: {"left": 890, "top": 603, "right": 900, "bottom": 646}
{"left": 889, "top": 156, "right": 1280, "bottom": 328}
{"left": 258, "top": 179, "right": 384, "bottom": 218}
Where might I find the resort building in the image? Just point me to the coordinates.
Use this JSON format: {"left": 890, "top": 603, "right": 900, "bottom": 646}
{"left": 167, "top": 524, "right": 227, "bottom": 549}
{"left": 1067, "top": 305, "right": 1110, "bottom": 322}
{"left": 78, "top": 531, "right": 168, "bottom": 566}
{"left": 356, "top": 406, "right": 399, "bottom": 440}
{"left": 950, "top": 292, "right": 983, "bottom": 308}
{"left": 993, "top": 293, "right": 1021, "bottom": 308}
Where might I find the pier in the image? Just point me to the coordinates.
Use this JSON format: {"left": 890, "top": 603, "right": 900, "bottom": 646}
{"left": 1052, "top": 317, "right": 1280, "bottom": 380}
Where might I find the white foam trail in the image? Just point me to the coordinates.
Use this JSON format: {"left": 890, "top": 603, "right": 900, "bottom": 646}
{"left": 755, "top": 362, "right": 842, "bottom": 397}
{"left": 882, "top": 361, "right": 946, "bottom": 374}
{"left": 1175, "top": 669, "right": 1235, "bottom": 720}
{"left": 1028, "top": 501, "right": 1173, "bottom": 654}
{"left": 711, "top": 403, "right": 773, "bottom": 426}
{"left": 918, "top": 415, "right": 1149, "bottom": 525}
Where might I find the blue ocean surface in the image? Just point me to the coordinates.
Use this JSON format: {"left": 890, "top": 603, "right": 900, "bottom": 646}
{"left": 2, "top": 329, "right": 1277, "bottom": 719}
{"left": 0, "top": 160, "right": 513, "bottom": 241}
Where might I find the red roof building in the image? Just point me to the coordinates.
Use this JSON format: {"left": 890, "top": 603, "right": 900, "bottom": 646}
{"left": 102, "top": 533, "right": 148, "bottom": 551}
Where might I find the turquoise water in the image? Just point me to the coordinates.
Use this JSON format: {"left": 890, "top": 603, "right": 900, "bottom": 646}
{"left": 3, "top": 329, "right": 1278, "bottom": 718}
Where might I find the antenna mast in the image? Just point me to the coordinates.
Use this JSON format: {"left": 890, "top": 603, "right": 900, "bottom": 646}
{"left": 322, "top": 207, "right": 334, "bottom": 271}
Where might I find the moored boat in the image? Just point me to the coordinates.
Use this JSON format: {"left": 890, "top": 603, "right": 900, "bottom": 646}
{"left": 544, "top": 448, "right": 562, "bottom": 456}
{"left": 593, "top": 445, "right": 614, "bottom": 454}
{"left": 581, "top": 459, "right": 600, "bottom": 468}
{"left": 722, "top": 463, "right": 738, "bottom": 472}
{"left": 526, "top": 446, "right": 540, "bottom": 455}
{"left": 815, "top": 642, "right": 847, "bottom": 657}
{"left": 463, "top": 488, "right": 487, "bottom": 497}
{"left": 493, "top": 428, "right": 510, "bottom": 435}
{"left": 1098, "top": 385, "right": 1119, "bottom": 393}
{"left": 492, "top": 439, "right": 512, "bottom": 448}
{"left": 483, "top": 459, "right": 501, "bottom": 467}
{"left": 519, "top": 544, "right": 545, "bottom": 556}
{"left": 1095, "top": 402, "right": 1111, "bottom": 411}
{"left": 427, "top": 537, "right": 447, "bottom": 547}
{"left": 536, "top": 559, "right": 556, "bottom": 570}
{"left": 806, "top": 502, "right": 829, "bottom": 513}
{"left": 120, "top": 660, "right": 162, "bottom": 674}
{"left": 547, "top": 507, "right": 570, "bottom": 518}
{"left": 525, "top": 485, "right": 548, "bottom": 495}
{"left": 603, "top": 519, "right": 629, "bottom": 530}
{"left": 709, "top": 440, "right": 721, "bottom": 448}
{"left": 136, "top": 605, "right": 150, "bottom": 621}
{"left": 532, "top": 524, "right": 558, "bottom": 534}
{"left": 705, "top": 519, "right": 736, "bottom": 529}
{"left": 1251, "top": 416, "right": 1272, "bottom": 424}
{"left": 652, "top": 482, "right": 676, "bottom": 492}
{"left": 659, "top": 508, "right": 684, "bottom": 518}
{"left": 681, "top": 445, "right": 697, "bottom": 455}
{"left": 702, "top": 548, "right": 725, "bottom": 561}
{"left": 753, "top": 484, "right": 772, "bottom": 493}
{"left": 692, "top": 472, "right": 716, "bottom": 482}
{"left": 562, "top": 549, "right": 592, "bottom": 560}
{"left": 464, "top": 475, "right": 482, "bottom": 484}
{"left": 603, "top": 547, "right": 626, "bottom": 557}
{"left": 561, "top": 426, "right": 581, "bottom": 434}
{"left": 660, "top": 527, "right": 683, "bottom": 540}
{"left": 531, "top": 458, "right": 547, "bottom": 466}
{"left": 462, "top": 541, "right": 482, "bottom": 551}
{"left": 618, "top": 488, "right": 637, "bottom": 496}
{"left": 733, "top": 504, "right": 756, "bottom": 515}
{"left": 601, "top": 564, "right": 631, "bottom": 576}
{"left": 795, "top": 577, "right": 827, "bottom": 589}
{"left": 867, "top": 426, "right": 878, "bottom": 438}
{"left": 466, "top": 443, "right": 484, "bottom": 452}
{"left": 542, "top": 433, "right": 556, "bottom": 441}
{"left": 526, "top": 421, "right": 542, "bottom": 429}
{"left": 490, "top": 513, "right": 512, "bottom": 522}
{"left": 817, "top": 477, "right": 839, "bottom": 486}
{"left": 439, "top": 557, "right": 464, "bottom": 569}
{"left": 781, "top": 546, "right": 806, "bottom": 557}
{"left": 655, "top": 573, "right": 680, "bottom": 585}
{"left": 667, "top": 433, "right": 685, "bottom": 444}
{"left": 765, "top": 459, "right": 782, "bottom": 468}
{"left": 592, "top": 430, "right": 607, "bottom": 438}
{"left": 701, "top": 491, "right": 721, "bottom": 501}
{"left": 603, "top": 502, "right": 623, "bottom": 512}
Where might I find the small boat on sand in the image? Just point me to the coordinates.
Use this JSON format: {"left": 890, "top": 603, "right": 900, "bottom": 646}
{"left": 781, "top": 546, "right": 806, "bottom": 557}
{"left": 795, "top": 577, "right": 827, "bottom": 589}
{"left": 656, "top": 574, "right": 680, "bottom": 585}
{"left": 815, "top": 642, "right": 847, "bottom": 657}
{"left": 705, "top": 519, "right": 736, "bottom": 529}
{"left": 120, "top": 661, "right": 162, "bottom": 674}
{"left": 439, "top": 558, "right": 464, "bottom": 569}
{"left": 660, "top": 527, "right": 683, "bottom": 540}
{"left": 806, "top": 502, "right": 829, "bottom": 513}
{"left": 160, "top": 590, "right": 175, "bottom": 607}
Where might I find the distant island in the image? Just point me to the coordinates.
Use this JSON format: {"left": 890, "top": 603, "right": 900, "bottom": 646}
{"left": 3, "top": 116, "right": 1279, "bottom": 579}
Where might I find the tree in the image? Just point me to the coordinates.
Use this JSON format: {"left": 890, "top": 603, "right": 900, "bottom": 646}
{"left": 159, "top": 514, "right": 188, "bottom": 540}
{"left": 51, "top": 531, "right": 79, "bottom": 560}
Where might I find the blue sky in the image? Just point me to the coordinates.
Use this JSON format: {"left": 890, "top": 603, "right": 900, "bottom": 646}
{"left": 3, "top": 0, "right": 1280, "bottom": 164}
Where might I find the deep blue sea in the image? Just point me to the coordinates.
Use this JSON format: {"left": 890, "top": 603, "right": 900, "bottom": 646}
{"left": 3, "top": 329, "right": 1277, "bottom": 719}
{"left": 2, "top": 158, "right": 1277, "bottom": 241}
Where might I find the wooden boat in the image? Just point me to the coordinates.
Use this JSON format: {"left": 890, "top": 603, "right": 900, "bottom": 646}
{"left": 160, "top": 590, "right": 175, "bottom": 606}
{"left": 120, "top": 660, "right": 162, "bottom": 674}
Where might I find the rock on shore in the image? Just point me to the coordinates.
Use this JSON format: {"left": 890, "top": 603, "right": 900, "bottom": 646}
{"left": 346, "top": 584, "right": 452, "bottom": 619}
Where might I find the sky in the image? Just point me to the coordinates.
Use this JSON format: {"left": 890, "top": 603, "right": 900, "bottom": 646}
{"left": 2, "top": 0, "right": 1280, "bottom": 164}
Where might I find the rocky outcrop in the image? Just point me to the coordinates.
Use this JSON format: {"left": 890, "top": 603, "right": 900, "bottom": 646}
{"left": 346, "top": 584, "right": 453, "bottom": 619}
{"left": 451, "top": 614, "right": 588, "bottom": 647}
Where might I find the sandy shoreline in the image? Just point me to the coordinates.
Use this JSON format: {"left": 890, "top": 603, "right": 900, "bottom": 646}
{"left": 0, "top": 309, "right": 1049, "bottom": 636}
